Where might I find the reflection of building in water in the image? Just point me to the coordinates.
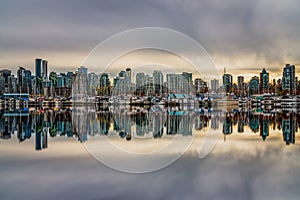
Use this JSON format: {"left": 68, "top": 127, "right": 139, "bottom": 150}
{"left": 97, "top": 111, "right": 111, "bottom": 135}
{"left": 249, "top": 114, "right": 260, "bottom": 133}
{"left": 167, "top": 111, "right": 192, "bottom": 136}
{"left": 194, "top": 110, "right": 210, "bottom": 131}
{"left": 211, "top": 109, "right": 221, "bottom": 130}
{"left": 0, "top": 115, "right": 12, "bottom": 139}
{"left": 49, "top": 111, "right": 73, "bottom": 138}
{"left": 72, "top": 108, "right": 88, "bottom": 142}
{"left": 135, "top": 112, "right": 148, "bottom": 136}
{"left": 194, "top": 112, "right": 204, "bottom": 131}
{"left": 260, "top": 116, "right": 269, "bottom": 141}
{"left": 1, "top": 108, "right": 300, "bottom": 147}
{"left": 35, "top": 112, "right": 48, "bottom": 151}
{"left": 223, "top": 115, "right": 233, "bottom": 136}
{"left": 152, "top": 110, "right": 165, "bottom": 138}
{"left": 17, "top": 115, "right": 32, "bottom": 142}
{"left": 282, "top": 113, "right": 296, "bottom": 145}
{"left": 238, "top": 120, "right": 244, "bottom": 133}
{"left": 113, "top": 109, "right": 132, "bottom": 135}
{"left": 237, "top": 112, "right": 247, "bottom": 133}
{"left": 35, "top": 129, "right": 48, "bottom": 151}
{"left": 87, "top": 112, "right": 100, "bottom": 136}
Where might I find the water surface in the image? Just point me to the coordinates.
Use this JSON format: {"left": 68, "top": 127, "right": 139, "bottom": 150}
{"left": 0, "top": 107, "right": 300, "bottom": 200}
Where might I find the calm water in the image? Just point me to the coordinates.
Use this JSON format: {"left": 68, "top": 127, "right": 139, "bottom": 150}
{"left": 1, "top": 106, "right": 300, "bottom": 200}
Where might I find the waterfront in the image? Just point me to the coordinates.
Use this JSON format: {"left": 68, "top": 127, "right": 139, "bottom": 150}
{"left": 1, "top": 106, "right": 300, "bottom": 199}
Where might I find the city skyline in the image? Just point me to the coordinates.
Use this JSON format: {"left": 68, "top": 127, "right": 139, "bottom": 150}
{"left": 1, "top": 58, "right": 299, "bottom": 98}
{"left": 1, "top": 60, "right": 299, "bottom": 83}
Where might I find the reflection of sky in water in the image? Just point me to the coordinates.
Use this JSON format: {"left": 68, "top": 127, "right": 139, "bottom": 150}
{"left": 1, "top": 107, "right": 300, "bottom": 199}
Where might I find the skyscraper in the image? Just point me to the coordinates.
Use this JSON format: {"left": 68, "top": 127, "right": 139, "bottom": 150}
{"left": 249, "top": 76, "right": 260, "bottom": 94}
{"left": 282, "top": 64, "right": 296, "bottom": 95}
{"left": 0, "top": 69, "right": 11, "bottom": 82}
{"left": 223, "top": 73, "right": 233, "bottom": 93}
{"left": 136, "top": 73, "right": 145, "bottom": 96}
{"left": 72, "top": 66, "right": 88, "bottom": 99}
{"left": 237, "top": 76, "right": 244, "bottom": 95}
{"left": 153, "top": 70, "right": 163, "bottom": 96}
{"left": 1, "top": 70, "right": 16, "bottom": 93}
{"left": 181, "top": 72, "right": 192, "bottom": 94}
{"left": 260, "top": 68, "right": 269, "bottom": 94}
{"left": 195, "top": 78, "right": 208, "bottom": 94}
{"left": 99, "top": 73, "right": 110, "bottom": 96}
{"left": 126, "top": 68, "right": 132, "bottom": 84}
{"left": 211, "top": 79, "right": 219, "bottom": 92}
{"left": 35, "top": 58, "right": 42, "bottom": 77}
{"left": 145, "top": 75, "right": 154, "bottom": 96}
{"left": 42, "top": 60, "right": 48, "bottom": 79}
{"left": 78, "top": 66, "right": 88, "bottom": 75}
{"left": 167, "top": 74, "right": 180, "bottom": 94}
{"left": 17, "top": 66, "right": 32, "bottom": 93}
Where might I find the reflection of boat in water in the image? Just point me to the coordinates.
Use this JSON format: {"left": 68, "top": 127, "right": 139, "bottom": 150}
{"left": 281, "top": 96, "right": 297, "bottom": 108}
{"left": 261, "top": 95, "right": 274, "bottom": 106}
{"left": 3, "top": 109, "right": 29, "bottom": 116}
{"left": 238, "top": 95, "right": 299, "bottom": 109}
{"left": 251, "top": 96, "right": 262, "bottom": 107}
{"left": 238, "top": 97, "right": 250, "bottom": 107}
{"left": 126, "top": 133, "right": 132, "bottom": 141}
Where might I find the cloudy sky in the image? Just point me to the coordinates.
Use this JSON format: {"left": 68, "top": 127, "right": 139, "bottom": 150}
{"left": 0, "top": 0, "right": 299, "bottom": 80}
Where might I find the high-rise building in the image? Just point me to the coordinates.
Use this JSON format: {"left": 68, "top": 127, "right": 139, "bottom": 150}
{"left": 35, "top": 58, "right": 47, "bottom": 95}
{"left": 87, "top": 73, "right": 99, "bottom": 96}
{"left": 0, "top": 70, "right": 11, "bottom": 94}
{"left": 42, "top": 60, "right": 48, "bottom": 79}
{"left": 297, "top": 77, "right": 300, "bottom": 95}
{"left": 237, "top": 76, "right": 244, "bottom": 95}
{"left": 0, "top": 76, "right": 5, "bottom": 94}
{"left": 167, "top": 74, "right": 180, "bottom": 94}
{"left": 17, "top": 66, "right": 32, "bottom": 93}
{"left": 99, "top": 73, "right": 110, "bottom": 96}
{"left": 35, "top": 58, "right": 42, "bottom": 78}
{"left": 181, "top": 72, "right": 192, "bottom": 94}
{"left": 72, "top": 66, "right": 88, "bottom": 99}
{"left": 249, "top": 76, "right": 260, "bottom": 94}
{"left": 126, "top": 68, "right": 132, "bottom": 84}
{"left": 7, "top": 75, "right": 17, "bottom": 93}
{"left": 211, "top": 79, "right": 219, "bottom": 92}
{"left": 282, "top": 64, "right": 296, "bottom": 95}
{"left": 136, "top": 73, "right": 145, "bottom": 96}
{"left": 195, "top": 78, "right": 208, "bottom": 94}
{"left": 260, "top": 68, "right": 269, "bottom": 94}
{"left": 78, "top": 66, "right": 88, "bottom": 75}
{"left": 222, "top": 73, "right": 233, "bottom": 93}
{"left": 153, "top": 70, "right": 163, "bottom": 96}
{"left": 145, "top": 75, "right": 154, "bottom": 96}
{"left": 116, "top": 70, "right": 130, "bottom": 94}
{"left": 0, "top": 69, "right": 11, "bottom": 82}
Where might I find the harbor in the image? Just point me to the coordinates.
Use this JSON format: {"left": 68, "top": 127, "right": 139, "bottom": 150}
{"left": 238, "top": 94, "right": 300, "bottom": 109}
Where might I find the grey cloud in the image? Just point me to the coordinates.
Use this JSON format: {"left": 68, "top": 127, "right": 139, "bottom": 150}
{"left": 0, "top": 0, "right": 300, "bottom": 73}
